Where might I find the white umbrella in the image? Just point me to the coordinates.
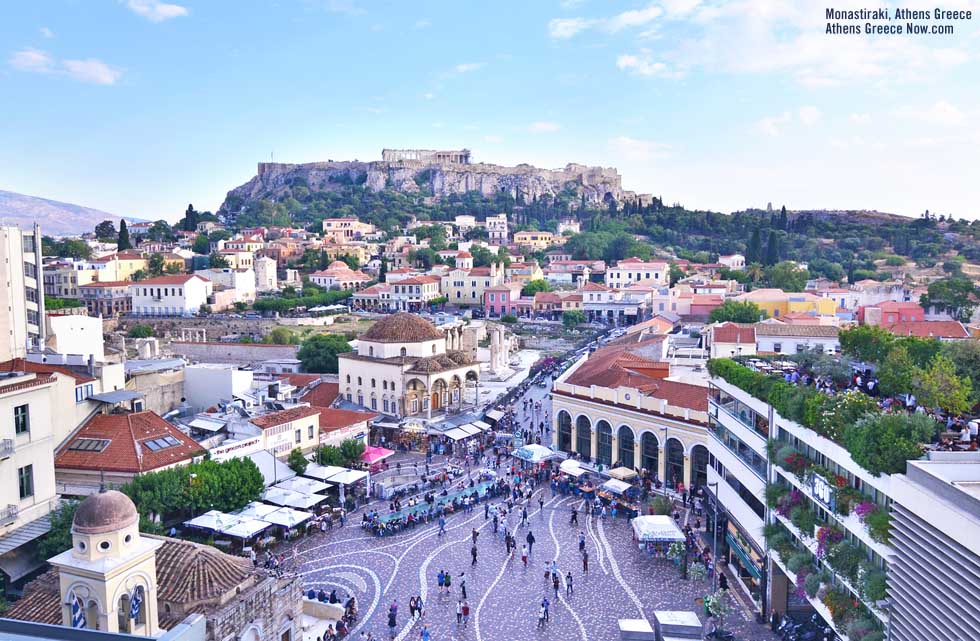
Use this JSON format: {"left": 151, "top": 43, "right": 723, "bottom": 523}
{"left": 631, "top": 515, "right": 685, "bottom": 543}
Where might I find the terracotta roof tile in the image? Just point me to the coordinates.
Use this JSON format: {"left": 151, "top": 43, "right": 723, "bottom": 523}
{"left": 886, "top": 320, "right": 969, "bottom": 339}
{"left": 249, "top": 405, "right": 320, "bottom": 429}
{"left": 55, "top": 411, "right": 204, "bottom": 473}
{"left": 711, "top": 322, "right": 756, "bottom": 343}
{"left": 754, "top": 324, "right": 839, "bottom": 338}
{"left": 301, "top": 381, "right": 340, "bottom": 407}
{"left": 316, "top": 407, "right": 378, "bottom": 431}
{"left": 133, "top": 274, "right": 209, "bottom": 286}
{"left": 0, "top": 358, "right": 96, "bottom": 384}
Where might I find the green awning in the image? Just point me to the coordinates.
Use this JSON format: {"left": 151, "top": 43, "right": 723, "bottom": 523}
{"left": 726, "top": 532, "right": 762, "bottom": 580}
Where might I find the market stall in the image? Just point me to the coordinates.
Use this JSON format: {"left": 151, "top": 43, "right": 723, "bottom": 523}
{"left": 324, "top": 468, "right": 370, "bottom": 505}
{"left": 273, "top": 477, "right": 332, "bottom": 496}
{"left": 598, "top": 478, "right": 641, "bottom": 518}
{"left": 511, "top": 444, "right": 559, "bottom": 464}
{"left": 262, "top": 486, "right": 329, "bottom": 511}
{"left": 361, "top": 445, "right": 395, "bottom": 471}
{"left": 559, "top": 459, "right": 587, "bottom": 478}
{"left": 302, "top": 463, "right": 347, "bottom": 482}
{"left": 631, "top": 515, "right": 685, "bottom": 558}
{"left": 609, "top": 466, "right": 638, "bottom": 481}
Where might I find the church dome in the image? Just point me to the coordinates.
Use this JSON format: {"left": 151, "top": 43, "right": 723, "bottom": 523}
{"left": 73, "top": 490, "right": 139, "bottom": 535}
{"left": 328, "top": 260, "right": 349, "bottom": 270}
{"left": 360, "top": 313, "right": 445, "bottom": 343}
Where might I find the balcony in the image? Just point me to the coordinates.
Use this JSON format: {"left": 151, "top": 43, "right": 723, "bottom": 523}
{"left": 0, "top": 504, "right": 18, "bottom": 526}
{"left": 0, "top": 439, "right": 14, "bottom": 458}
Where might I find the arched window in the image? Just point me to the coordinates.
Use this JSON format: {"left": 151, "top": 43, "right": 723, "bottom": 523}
{"left": 617, "top": 425, "right": 635, "bottom": 470}
{"left": 575, "top": 415, "right": 592, "bottom": 460}
{"left": 641, "top": 432, "right": 659, "bottom": 477}
{"left": 357, "top": 377, "right": 362, "bottom": 386}
{"left": 596, "top": 420, "right": 613, "bottom": 467}
{"left": 557, "top": 411, "right": 572, "bottom": 453}
{"left": 371, "top": 378, "right": 376, "bottom": 388}
{"left": 346, "top": 374, "right": 351, "bottom": 383}
{"left": 432, "top": 344, "right": 437, "bottom": 354}
{"left": 369, "top": 346, "right": 374, "bottom": 356}
{"left": 383, "top": 381, "right": 388, "bottom": 390}
{"left": 400, "top": 347, "right": 407, "bottom": 357}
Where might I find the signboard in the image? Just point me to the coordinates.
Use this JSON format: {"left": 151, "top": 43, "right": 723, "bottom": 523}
{"left": 208, "top": 436, "right": 263, "bottom": 462}
{"left": 512, "top": 433, "right": 524, "bottom": 448}
{"left": 807, "top": 472, "right": 836, "bottom": 512}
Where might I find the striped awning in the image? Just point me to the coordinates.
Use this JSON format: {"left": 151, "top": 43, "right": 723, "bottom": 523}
{"left": 726, "top": 532, "right": 762, "bottom": 580}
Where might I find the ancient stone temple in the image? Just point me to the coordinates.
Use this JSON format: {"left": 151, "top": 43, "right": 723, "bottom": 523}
{"left": 381, "top": 148, "right": 471, "bottom": 164}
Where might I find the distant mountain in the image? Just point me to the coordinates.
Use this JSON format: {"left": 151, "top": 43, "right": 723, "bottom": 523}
{"left": 0, "top": 189, "right": 136, "bottom": 237}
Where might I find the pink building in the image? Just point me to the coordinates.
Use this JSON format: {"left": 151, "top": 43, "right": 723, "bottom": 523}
{"left": 484, "top": 283, "right": 523, "bottom": 317}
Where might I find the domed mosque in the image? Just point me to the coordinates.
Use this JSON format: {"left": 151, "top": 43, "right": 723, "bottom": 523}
{"left": 6, "top": 490, "right": 303, "bottom": 640}
{"left": 338, "top": 313, "right": 479, "bottom": 419}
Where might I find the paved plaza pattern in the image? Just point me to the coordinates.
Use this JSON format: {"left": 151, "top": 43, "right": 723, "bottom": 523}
{"left": 287, "top": 486, "right": 778, "bottom": 641}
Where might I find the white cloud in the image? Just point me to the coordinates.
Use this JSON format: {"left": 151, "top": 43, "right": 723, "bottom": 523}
{"left": 414, "top": 19, "right": 431, "bottom": 29}
{"left": 422, "top": 92, "right": 435, "bottom": 100}
{"left": 660, "top": 0, "right": 701, "bottom": 17}
{"left": 124, "top": 0, "right": 189, "bottom": 22}
{"left": 616, "top": 52, "right": 676, "bottom": 77}
{"left": 798, "top": 106, "right": 821, "bottom": 126}
{"left": 849, "top": 113, "right": 871, "bottom": 125}
{"left": 606, "top": 5, "right": 662, "bottom": 32}
{"left": 896, "top": 100, "right": 967, "bottom": 126}
{"left": 756, "top": 111, "right": 792, "bottom": 137}
{"left": 560, "top": 0, "right": 586, "bottom": 8}
{"left": 483, "top": 135, "right": 503, "bottom": 143}
{"left": 9, "top": 48, "right": 54, "bottom": 73}
{"left": 453, "top": 62, "right": 484, "bottom": 73}
{"left": 62, "top": 58, "right": 122, "bottom": 85}
{"left": 529, "top": 121, "right": 560, "bottom": 133}
{"left": 40, "top": 27, "right": 54, "bottom": 39}
{"left": 608, "top": 136, "right": 670, "bottom": 161}
{"left": 548, "top": 17, "right": 595, "bottom": 39}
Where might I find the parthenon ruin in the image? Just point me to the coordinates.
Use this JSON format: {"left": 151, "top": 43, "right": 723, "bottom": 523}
{"left": 381, "top": 148, "right": 472, "bottom": 164}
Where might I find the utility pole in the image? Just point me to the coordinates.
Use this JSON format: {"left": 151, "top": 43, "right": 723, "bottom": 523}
{"left": 708, "top": 480, "right": 720, "bottom": 592}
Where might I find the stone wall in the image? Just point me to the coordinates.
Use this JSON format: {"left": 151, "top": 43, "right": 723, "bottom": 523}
{"left": 169, "top": 341, "right": 299, "bottom": 366}
{"left": 207, "top": 575, "right": 303, "bottom": 641}
{"left": 127, "top": 368, "right": 186, "bottom": 414}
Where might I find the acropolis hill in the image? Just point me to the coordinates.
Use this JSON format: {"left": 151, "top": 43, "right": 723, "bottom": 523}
{"left": 219, "top": 149, "right": 646, "bottom": 220}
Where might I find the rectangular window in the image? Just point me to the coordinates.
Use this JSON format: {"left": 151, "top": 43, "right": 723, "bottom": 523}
{"left": 14, "top": 404, "right": 29, "bottom": 434}
{"left": 308, "top": 425, "right": 314, "bottom": 439}
{"left": 295, "top": 429, "right": 302, "bottom": 444}
{"left": 773, "top": 342, "right": 782, "bottom": 353}
{"left": 18, "top": 465, "right": 33, "bottom": 499}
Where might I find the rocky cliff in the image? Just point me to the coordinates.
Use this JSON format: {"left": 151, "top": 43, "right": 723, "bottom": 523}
{"left": 219, "top": 157, "right": 640, "bottom": 220}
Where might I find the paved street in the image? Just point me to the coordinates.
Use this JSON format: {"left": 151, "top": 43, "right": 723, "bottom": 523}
{"left": 284, "top": 377, "right": 778, "bottom": 641}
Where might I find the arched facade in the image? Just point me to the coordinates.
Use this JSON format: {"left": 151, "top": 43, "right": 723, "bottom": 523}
{"left": 596, "top": 420, "right": 613, "bottom": 467}
{"left": 691, "top": 444, "right": 709, "bottom": 489}
{"left": 557, "top": 411, "right": 572, "bottom": 453}
{"left": 666, "top": 438, "right": 686, "bottom": 490}
{"left": 641, "top": 432, "right": 659, "bottom": 477}
{"left": 575, "top": 415, "right": 592, "bottom": 461}
{"left": 617, "top": 425, "right": 635, "bottom": 470}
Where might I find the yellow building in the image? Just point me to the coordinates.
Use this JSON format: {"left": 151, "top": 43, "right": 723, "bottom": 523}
{"left": 321, "top": 242, "right": 373, "bottom": 267}
{"left": 440, "top": 263, "right": 504, "bottom": 306}
{"left": 505, "top": 261, "right": 544, "bottom": 284}
{"left": 249, "top": 405, "right": 322, "bottom": 456}
{"left": 732, "top": 288, "right": 837, "bottom": 319}
{"left": 90, "top": 251, "right": 149, "bottom": 282}
{"left": 216, "top": 249, "right": 254, "bottom": 270}
{"left": 513, "top": 230, "right": 555, "bottom": 250}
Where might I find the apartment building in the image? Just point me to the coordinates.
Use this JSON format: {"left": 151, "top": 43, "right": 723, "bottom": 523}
{"left": 440, "top": 263, "right": 504, "bottom": 307}
{"left": 79, "top": 281, "right": 132, "bottom": 318}
{"left": 321, "top": 218, "right": 376, "bottom": 243}
{"left": 0, "top": 225, "right": 45, "bottom": 361}
{"left": 130, "top": 274, "right": 213, "bottom": 316}
{"left": 513, "top": 231, "right": 555, "bottom": 250}
{"left": 605, "top": 257, "right": 669, "bottom": 288}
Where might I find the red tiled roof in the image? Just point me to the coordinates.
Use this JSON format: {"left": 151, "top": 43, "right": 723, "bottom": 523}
{"left": 0, "top": 373, "right": 55, "bottom": 396}
{"left": 0, "top": 358, "right": 95, "bottom": 384}
{"left": 55, "top": 411, "right": 204, "bottom": 473}
{"left": 581, "top": 281, "right": 611, "bottom": 292}
{"left": 399, "top": 275, "right": 442, "bottom": 285}
{"left": 79, "top": 280, "right": 133, "bottom": 288}
{"left": 316, "top": 407, "right": 377, "bottom": 431}
{"left": 301, "top": 381, "right": 340, "bottom": 407}
{"left": 249, "top": 405, "right": 321, "bottom": 429}
{"left": 711, "top": 323, "right": 756, "bottom": 344}
{"left": 886, "top": 320, "right": 969, "bottom": 339}
{"left": 134, "top": 274, "right": 209, "bottom": 286}
{"left": 535, "top": 292, "right": 562, "bottom": 304}
{"left": 280, "top": 373, "right": 321, "bottom": 387}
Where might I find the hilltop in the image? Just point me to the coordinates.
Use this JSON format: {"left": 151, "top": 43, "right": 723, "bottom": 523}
{"left": 0, "top": 189, "right": 131, "bottom": 237}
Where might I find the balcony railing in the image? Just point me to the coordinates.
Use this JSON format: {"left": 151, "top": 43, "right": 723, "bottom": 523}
{"left": 710, "top": 424, "right": 768, "bottom": 479}
{"left": 0, "top": 504, "right": 18, "bottom": 526}
{"left": 0, "top": 439, "right": 14, "bottom": 458}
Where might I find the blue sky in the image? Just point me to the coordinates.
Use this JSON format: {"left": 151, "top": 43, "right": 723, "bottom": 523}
{"left": 2, "top": 0, "right": 978, "bottom": 222}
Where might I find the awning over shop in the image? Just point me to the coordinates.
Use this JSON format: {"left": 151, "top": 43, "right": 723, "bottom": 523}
{"left": 457, "top": 424, "right": 482, "bottom": 437}
{"left": 484, "top": 409, "right": 504, "bottom": 423}
{"left": 220, "top": 518, "right": 270, "bottom": 540}
{"left": 261, "top": 507, "right": 312, "bottom": 529}
{"left": 326, "top": 469, "right": 369, "bottom": 486}
{"left": 248, "top": 450, "right": 297, "bottom": 487}
{"left": 443, "top": 427, "right": 470, "bottom": 441}
{"left": 184, "top": 510, "right": 238, "bottom": 532}
{"left": 631, "top": 515, "right": 685, "bottom": 543}
{"left": 0, "top": 546, "right": 45, "bottom": 582}
{"left": 726, "top": 532, "right": 762, "bottom": 580}
{"left": 559, "top": 459, "right": 586, "bottom": 477}
{"left": 608, "top": 467, "right": 638, "bottom": 481}
{"left": 472, "top": 420, "right": 492, "bottom": 431}
{"left": 601, "top": 479, "right": 633, "bottom": 495}
{"left": 0, "top": 513, "right": 50, "bottom": 556}
{"left": 262, "top": 487, "right": 328, "bottom": 510}
{"left": 302, "top": 463, "right": 347, "bottom": 481}
{"left": 361, "top": 446, "right": 395, "bottom": 465}
{"left": 273, "top": 477, "right": 332, "bottom": 495}
{"left": 512, "top": 444, "right": 559, "bottom": 463}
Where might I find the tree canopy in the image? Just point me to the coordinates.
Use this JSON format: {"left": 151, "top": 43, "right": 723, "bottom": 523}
{"left": 709, "top": 300, "right": 764, "bottom": 324}
{"left": 298, "top": 333, "right": 351, "bottom": 373}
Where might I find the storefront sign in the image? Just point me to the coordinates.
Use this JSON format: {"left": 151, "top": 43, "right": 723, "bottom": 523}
{"left": 807, "top": 472, "right": 836, "bottom": 512}
{"left": 208, "top": 436, "right": 263, "bottom": 462}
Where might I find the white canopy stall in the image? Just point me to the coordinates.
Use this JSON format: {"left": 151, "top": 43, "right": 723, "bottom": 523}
{"left": 631, "top": 515, "right": 685, "bottom": 544}
{"left": 601, "top": 478, "right": 633, "bottom": 496}
{"left": 559, "top": 458, "right": 587, "bottom": 478}
{"left": 302, "top": 463, "right": 347, "bottom": 482}
{"left": 324, "top": 469, "right": 370, "bottom": 503}
{"left": 512, "top": 444, "right": 559, "bottom": 464}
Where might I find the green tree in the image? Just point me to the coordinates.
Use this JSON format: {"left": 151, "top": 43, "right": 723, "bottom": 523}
{"left": 44, "top": 297, "right": 84, "bottom": 310}
{"left": 148, "top": 253, "right": 165, "bottom": 276}
{"left": 521, "top": 279, "right": 552, "bottom": 297}
{"left": 192, "top": 233, "right": 211, "bottom": 254}
{"left": 562, "top": 309, "right": 586, "bottom": 329}
{"left": 378, "top": 258, "right": 388, "bottom": 282}
{"left": 287, "top": 448, "right": 309, "bottom": 474}
{"left": 877, "top": 345, "right": 918, "bottom": 398}
{"left": 316, "top": 445, "right": 345, "bottom": 466}
{"left": 709, "top": 300, "right": 764, "bottom": 324}
{"left": 839, "top": 325, "right": 895, "bottom": 363}
{"left": 918, "top": 354, "right": 973, "bottom": 415}
{"left": 95, "top": 219, "right": 117, "bottom": 241}
{"left": 765, "top": 232, "right": 780, "bottom": 266}
{"left": 941, "top": 340, "right": 980, "bottom": 403}
{"left": 164, "top": 261, "right": 184, "bottom": 274}
{"left": 340, "top": 254, "right": 360, "bottom": 270}
{"left": 147, "top": 220, "right": 175, "bottom": 242}
{"left": 127, "top": 324, "right": 154, "bottom": 338}
{"left": 209, "top": 251, "right": 230, "bottom": 268}
{"left": 919, "top": 276, "right": 978, "bottom": 322}
{"left": 765, "top": 261, "right": 808, "bottom": 292}
{"left": 265, "top": 327, "right": 300, "bottom": 345}
{"left": 117, "top": 219, "right": 131, "bottom": 250}
{"left": 844, "top": 412, "right": 937, "bottom": 476}
{"left": 500, "top": 314, "right": 518, "bottom": 324}
{"left": 36, "top": 500, "right": 80, "bottom": 559}
{"left": 339, "top": 439, "right": 366, "bottom": 467}
{"left": 298, "top": 334, "right": 351, "bottom": 373}
{"left": 745, "top": 227, "right": 762, "bottom": 264}
{"left": 182, "top": 204, "right": 198, "bottom": 232}
{"left": 130, "top": 269, "right": 148, "bottom": 282}
{"left": 669, "top": 263, "right": 686, "bottom": 286}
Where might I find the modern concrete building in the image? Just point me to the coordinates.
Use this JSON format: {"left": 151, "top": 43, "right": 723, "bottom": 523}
{"left": 0, "top": 225, "right": 45, "bottom": 360}
{"left": 130, "top": 275, "right": 212, "bottom": 317}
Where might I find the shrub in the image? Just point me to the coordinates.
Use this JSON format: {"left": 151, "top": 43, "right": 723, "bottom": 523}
{"left": 500, "top": 314, "right": 518, "bottom": 324}
{"left": 844, "top": 412, "right": 937, "bottom": 476}
{"left": 823, "top": 588, "right": 860, "bottom": 628}
{"left": 790, "top": 506, "right": 818, "bottom": 537}
{"left": 775, "top": 488, "right": 804, "bottom": 518}
{"left": 688, "top": 562, "right": 707, "bottom": 581}
{"left": 128, "top": 323, "right": 154, "bottom": 338}
{"left": 857, "top": 504, "right": 892, "bottom": 544}
{"left": 786, "top": 550, "right": 812, "bottom": 574}
{"left": 827, "top": 541, "right": 865, "bottom": 582}
{"left": 846, "top": 617, "right": 880, "bottom": 641}
{"left": 816, "top": 526, "right": 845, "bottom": 559}
{"left": 776, "top": 445, "right": 808, "bottom": 477}
{"left": 835, "top": 487, "right": 865, "bottom": 517}
{"left": 765, "top": 483, "right": 788, "bottom": 508}
{"left": 859, "top": 563, "right": 888, "bottom": 603}
{"left": 650, "top": 496, "right": 672, "bottom": 515}
{"left": 804, "top": 572, "right": 824, "bottom": 598}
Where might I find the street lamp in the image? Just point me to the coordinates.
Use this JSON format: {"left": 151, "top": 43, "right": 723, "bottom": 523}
{"left": 707, "top": 480, "right": 720, "bottom": 591}
{"left": 660, "top": 426, "right": 669, "bottom": 493}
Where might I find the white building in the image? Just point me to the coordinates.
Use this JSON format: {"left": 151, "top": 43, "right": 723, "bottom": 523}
{"left": 130, "top": 274, "right": 213, "bottom": 317}
{"left": 753, "top": 323, "right": 839, "bottom": 355}
{"left": 44, "top": 314, "right": 105, "bottom": 363}
{"left": 557, "top": 219, "right": 581, "bottom": 235}
{"left": 0, "top": 225, "right": 45, "bottom": 360}
{"left": 183, "top": 363, "right": 255, "bottom": 412}
{"left": 485, "top": 214, "right": 508, "bottom": 245}
{"left": 719, "top": 254, "right": 746, "bottom": 271}
{"left": 309, "top": 261, "right": 371, "bottom": 291}
{"left": 254, "top": 255, "right": 278, "bottom": 292}
{"left": 605, "top": 257, "right": 669, "bottom": 288}
{"left": 194, "top": 268, "right": 256, "bottom": 304}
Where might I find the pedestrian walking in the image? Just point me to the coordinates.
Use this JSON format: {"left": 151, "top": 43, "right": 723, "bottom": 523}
{"left": 444, "top": 571, "right": 452, "bottom": 593}
{"left": 408, "top": 596, "right": 417, "bottom": 619}
{"left": 578, "top": 531, "right": 586, "bottom": 553}
{"left": 552, "top": 573, "right": 560, "bottom": 598}
{"left": 538, "top": 496, "right": 544, "bottom": 514}
{"left": 438, "top": 516, "right": 446, "bottom": 537}
{"left": 456, "top": 600, "right": 463, "bottom": 625}
{"left": 485, "top": 503, "right": 490, "bottom": 520}
{"left": 538, "top": 604, "right": 546, "bottom": 628}
{"left": 543, "top": 597, "right": 550, "bottom": 621}
{"left": 471, "top": 544, "right": 478, "bottom": 565}
{"left": 460, "top": 573, "right": 467, "bottom": 600}
{"left": 566, "top": 571, "right": 574, "bottom": 595}
{"left": 437, "top": 570, "right": 445, "bottom": 594}
{"left": 582, "top": 550, "right": 589, "bottom": 573}
{"left": 416, "top": 595, "right": 424, "bottom": 619}
{"left": 419, "top": 625, "right": 431, "bottom": 641}
{"left": 521, "top": 506, "right": 528, "bottom": 526}
{"left": 570, "top": 508, "right": 578, "bottom": 525}
{"left": 462, "top": 600, "right": 470, "bottom": 626}
{"left": 521, "top": 544, "right": 528, "bottom": 567}
{"left": 526, "top": 530, "right": 536, "bottom": 555}
{"left": 719, "top": 573, "right": 729, "bottom": 591}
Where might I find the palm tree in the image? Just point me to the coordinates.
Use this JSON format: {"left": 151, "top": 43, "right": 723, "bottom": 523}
{"left": 745, "top": 263, "right": 765, "bottom": 283}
